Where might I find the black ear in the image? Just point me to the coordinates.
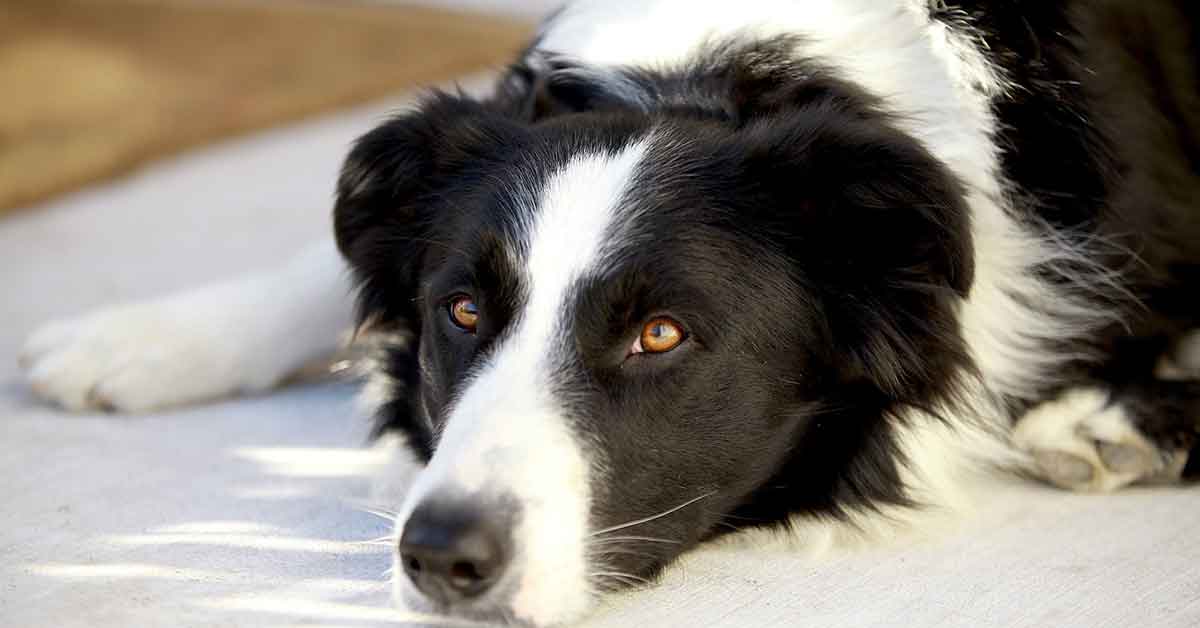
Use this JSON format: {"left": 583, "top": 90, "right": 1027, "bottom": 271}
{"left": 496, "top": 39, "right": 889, "bottom": 125}
{"left": 333, "top": 93, "right": 517, "bottom": 326}
{"left": 488, "top": 53, "right": 652, "bottom": 121}
{"left": 739, "top": 112, "right": 975, "bottom": 402}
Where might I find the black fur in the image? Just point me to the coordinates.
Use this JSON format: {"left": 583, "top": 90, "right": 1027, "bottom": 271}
{"left": 335, "top": 40, "right": 975, "bottom": 578}
{"left": 333, "top": 0, "right": 1200, "bottom": 604}
{"left": 935, "top": 1, "right": 1200, "bottom": 457}
{"left": 1108, "top": 377, "right": 1200, "bottom": 477}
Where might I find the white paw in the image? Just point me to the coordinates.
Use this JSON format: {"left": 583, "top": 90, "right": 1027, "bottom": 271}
{"left": 1012, "top": 388, "right": 1181, "bottom": 492}
{"left": 19, "top": 297, "right": 273, "bottom": 413}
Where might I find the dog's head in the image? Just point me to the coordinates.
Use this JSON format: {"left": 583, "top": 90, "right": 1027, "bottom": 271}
{"left": 334, "top": 52, "right": 973, "bottom": 625}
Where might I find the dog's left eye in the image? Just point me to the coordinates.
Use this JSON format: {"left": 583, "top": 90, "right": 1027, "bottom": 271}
{"left": 630, "top": 317, "right": 687, "bottom": 355}
{"left": 447, "top": 295, "right": 479, "bottom": 332}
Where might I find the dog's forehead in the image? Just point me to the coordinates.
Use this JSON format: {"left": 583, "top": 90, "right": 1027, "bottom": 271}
{"left": 437, "top": 130, "right": 657, "bottom": 298}
{"left": 482, "top": 136, "right": 654, "bottom": 371}
{"left": 521, "top": 139, "right": 651, "bottom": 271}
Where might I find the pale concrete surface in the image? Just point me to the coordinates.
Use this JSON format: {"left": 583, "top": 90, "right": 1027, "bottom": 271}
{"left": 3, "top": 42, "right": 1200, "bottom": 628}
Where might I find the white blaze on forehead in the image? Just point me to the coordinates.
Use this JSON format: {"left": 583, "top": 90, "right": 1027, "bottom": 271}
{"left": 520, "top": 139, "right": 651, "bottom": 350}
{"left": 395, "top": 139, "right": 651, "bottom": 625}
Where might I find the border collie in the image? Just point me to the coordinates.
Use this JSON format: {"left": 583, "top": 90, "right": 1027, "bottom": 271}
{"left": 18, "top": 1, "right": 1200, "bottom": 625}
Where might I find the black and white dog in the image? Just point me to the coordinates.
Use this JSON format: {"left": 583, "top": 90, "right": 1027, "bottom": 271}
{"left": 19, "top": 1, "right": 1200, "bottom": 625}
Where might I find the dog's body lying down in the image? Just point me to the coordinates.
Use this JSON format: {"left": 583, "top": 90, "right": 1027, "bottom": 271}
{"left": 19, "top": 1, "right": 1200, "bottom": 625}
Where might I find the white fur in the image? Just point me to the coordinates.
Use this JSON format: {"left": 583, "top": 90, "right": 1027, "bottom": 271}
{"left": 392, "top": 142, "right": 650, "bottom": 625}
{"left": 542, "top": 0, "right": 998, "bottom": 191}
{"left": 1011, "top": 388, "right": 1182, "bottom": 492}
{"left": 19, "top": 238, "right": 353, "bottom": 412}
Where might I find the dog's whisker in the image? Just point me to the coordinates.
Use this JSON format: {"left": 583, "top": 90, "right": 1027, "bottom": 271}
{"left": 352, "top": 506, "right": 399, "bottom": 523}
{"left": 351, "top": 539, "right": 396, "bottom": 547}
{"left": 591, "top": 490, "right": 717, "bottom": 537}
{"left": 354, "top": 535, "right": 395, "bottom": 544}
{"left": 590, "top": 571, "right": 651, "bottom": 587}
{"left": 589, "top": 535, "right": 681, "bottom": 545}
{"left": 713, "top": 511, "right": 769, "bottom": 522}
{"left": 590, "top": 548, "right": 657, "bottom": 558}
{"left": 344, "top": 498, "right": 399, "bottom": 515}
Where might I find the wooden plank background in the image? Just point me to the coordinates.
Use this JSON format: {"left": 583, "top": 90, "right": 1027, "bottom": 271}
{"left": 0, "top": 0, "right": 532, "bottom": 214}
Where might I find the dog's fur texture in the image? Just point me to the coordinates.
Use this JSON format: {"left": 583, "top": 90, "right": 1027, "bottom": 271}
{"left": 19, "top": 1, "right": 1200, "bottom": 625}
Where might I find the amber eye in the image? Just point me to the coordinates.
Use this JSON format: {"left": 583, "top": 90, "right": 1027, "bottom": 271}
{"left": 448, "top": 295, "right": 479, "bottom": 332}
{"left": 635, "top": 317, "right": 686, "bottom": 354}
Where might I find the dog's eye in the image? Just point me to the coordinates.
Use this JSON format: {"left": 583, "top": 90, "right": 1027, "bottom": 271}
{"left": 448, "top": 295, "right": 479, "bottom": 332}
{"left": 632, "top": 317, "right": 686, "bottom": 354}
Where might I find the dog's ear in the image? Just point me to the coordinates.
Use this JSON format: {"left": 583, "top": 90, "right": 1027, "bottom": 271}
{"left": 334, "top": 93, "right": 518, "bottom": 326}
{"left": 735, "top": 112, "right": 975, "bottom": 403}
{"left": 486, "top": 55, "right": 651, "bottom": 121}
{"left": 498, "top": 40, "right": 881, "bottom": 125}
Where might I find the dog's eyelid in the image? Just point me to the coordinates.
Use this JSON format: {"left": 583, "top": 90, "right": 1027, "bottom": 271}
{"left": 627, "top": 315, "right": 689, "bottom": 357}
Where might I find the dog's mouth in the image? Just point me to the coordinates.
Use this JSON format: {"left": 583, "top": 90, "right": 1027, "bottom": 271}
{"left": 386, "top": 483, "right": 717, "bottom": 626}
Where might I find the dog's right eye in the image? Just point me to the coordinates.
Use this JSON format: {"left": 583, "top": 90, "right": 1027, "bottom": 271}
{"left": 631, "top": 317, "right": 687, "bottom": 355}
{"left": 448, "top": 295, "right": 479, "bottom": 333}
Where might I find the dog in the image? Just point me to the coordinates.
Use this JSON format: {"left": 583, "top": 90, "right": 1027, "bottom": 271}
{"left": 18, "top": 1, "right": 1200, "bottom": 625}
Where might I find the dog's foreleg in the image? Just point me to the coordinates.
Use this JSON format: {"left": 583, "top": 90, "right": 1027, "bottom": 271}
{"left": 19, "top": 238, "right": 354, "bottom": 412}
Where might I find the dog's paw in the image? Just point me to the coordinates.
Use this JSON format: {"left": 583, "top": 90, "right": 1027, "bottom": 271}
{"left": 1012, "top": 388, "right": 1185, "bottom": 492}
{"left": 19, "top": 298, "right": 268, "bottom": 413}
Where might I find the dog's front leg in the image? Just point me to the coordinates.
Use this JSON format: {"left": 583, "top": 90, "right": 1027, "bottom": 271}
{"left": 18, "top": 238, "right": 354, "bottom": 412}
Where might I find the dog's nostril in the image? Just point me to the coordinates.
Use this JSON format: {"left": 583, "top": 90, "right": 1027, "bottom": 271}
{"left": 450, "top": 560, "right": 484, "bottom": 586}
{"left": 398, "top": 499, "right": 512, "bottom": 603}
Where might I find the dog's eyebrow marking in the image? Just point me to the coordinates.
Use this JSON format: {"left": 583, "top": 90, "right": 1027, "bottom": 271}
{"left": 497, "top": 136, "right": 653, "bottom": 621}
{"left": 517, "top": 137, "right": 652, "bottom": 356}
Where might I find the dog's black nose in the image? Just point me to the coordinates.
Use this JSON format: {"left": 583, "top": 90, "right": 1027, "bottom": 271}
{"left": 398, "top": 500, "right": 510, "bottom": 603}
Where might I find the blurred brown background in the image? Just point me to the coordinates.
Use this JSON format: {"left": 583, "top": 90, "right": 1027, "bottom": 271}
{"left": 0, "top": 0, "right": 532, "bottom": 214}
